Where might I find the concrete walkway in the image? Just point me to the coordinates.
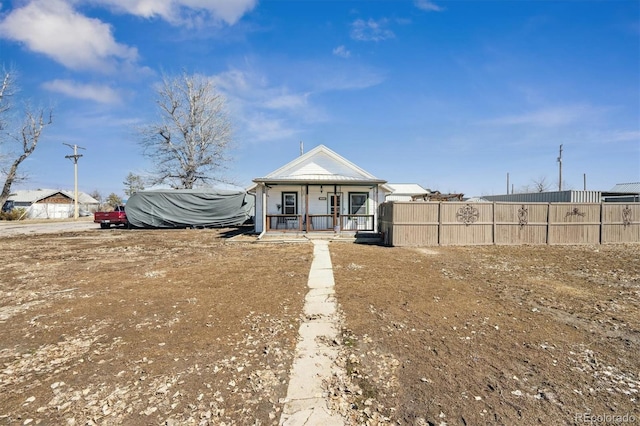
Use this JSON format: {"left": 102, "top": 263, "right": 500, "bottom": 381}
{"left": 280, "top": 240, "right": 344, "bottom": 426}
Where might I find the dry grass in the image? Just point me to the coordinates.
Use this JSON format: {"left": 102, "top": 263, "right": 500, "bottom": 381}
{"left": 0, "top": 229, "right": 312, "bottom": 425}
{"left": 0, "top": 227, "right": 638, "bottom": 425}
{"left": 330, "top": 243, "right": 640, "bottom": 425}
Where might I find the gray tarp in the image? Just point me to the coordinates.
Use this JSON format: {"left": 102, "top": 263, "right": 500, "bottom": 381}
{"left": 125, "top": 189, "right": 254, "bottom": 228}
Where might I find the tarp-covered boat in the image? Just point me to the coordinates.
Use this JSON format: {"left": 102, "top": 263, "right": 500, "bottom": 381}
{"left": 125, "top": 189, "right": 254, "bottom": 228}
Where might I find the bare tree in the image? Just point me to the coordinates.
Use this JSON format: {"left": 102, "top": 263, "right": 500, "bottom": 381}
{"left": 0, "top": 67, "right": 53, "bottom": 209}
{"left": 531, "top": 176, "right": 551, "bottom": 193}
{"left": 0, "top": 68, "right": 16, "bottom": 131}
{"left": 89, "top": 190, "right": 104, "bottom": 211}
{"left": 139, "top": 72, "right": 233, "bottom": 189}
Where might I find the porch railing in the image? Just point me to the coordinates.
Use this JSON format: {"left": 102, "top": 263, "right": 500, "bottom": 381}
{"left": 266, "top": 214, "right": 374, "bottom": 232}
{"left": 340, "top": 215, "right": 374, "bottom": 231}
{"left": 267, "top": 214, "right": 303, "bottom": 231}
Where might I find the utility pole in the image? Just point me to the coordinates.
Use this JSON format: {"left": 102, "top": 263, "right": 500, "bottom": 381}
{"left": 63, "top": 143, "right": 86, "bottom": 219}
{"left": 557, "top": 144, "right": 563, "bottom": 191}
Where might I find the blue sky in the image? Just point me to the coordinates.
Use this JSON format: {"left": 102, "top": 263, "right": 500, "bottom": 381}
{"left": 1, "top": 0, "right": 638, "bottom": 199}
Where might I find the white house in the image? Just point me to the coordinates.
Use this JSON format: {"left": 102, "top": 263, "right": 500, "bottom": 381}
{"left": 249, "top": 145, "right": 391, "bottom": 234}
{"left": 5, "top": 189, "right": 99, "bottom": 219}
{"left": 385, "top": 183, "right": 430, "bottom": 202}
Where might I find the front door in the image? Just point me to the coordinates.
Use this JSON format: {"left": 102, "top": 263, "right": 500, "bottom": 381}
{"left": 329, "top": 193, "right": 342, "bottom": 229}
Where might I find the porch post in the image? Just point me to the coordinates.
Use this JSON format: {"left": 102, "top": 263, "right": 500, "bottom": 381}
{"left": 374, "top": 185, "right": 379, "bottom": 232}
{"left": 305, "top": 184, "right": 309, "bottom": 232}
{"left": 334, "top": 184, "right": 338, "bottom": 231}
{"left": 263, "top": 184, "right": 268, "bottom": 232}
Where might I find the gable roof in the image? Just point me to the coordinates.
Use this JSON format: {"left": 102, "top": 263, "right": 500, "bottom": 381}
{"left": 610, "top": 182, "right": 640, "bottom": 193}
{"left": 387, "top": 183, "right": 429, "bottom": 195}
{"left": 252, "top": 145, "right": 387, "bottom": 186}
{"left": 8, "top": 189, "right": 99, "bottom": 204}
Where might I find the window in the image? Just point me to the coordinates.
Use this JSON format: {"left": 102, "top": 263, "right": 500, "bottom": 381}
{"left": 282, "top": 192, "right": 297, "bottom": 215}
{"left": 349, "top": 193, "right": 368, "bottom": 215}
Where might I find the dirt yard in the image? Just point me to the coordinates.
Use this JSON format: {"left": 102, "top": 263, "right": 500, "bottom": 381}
{"left": 330, "top": 243, "right": 640, "bottom": 425}
{"left": 0, "top": 228, "right": 312, "bottom": 425}
{"left": 0, "top": 227, "right": 638, "bottom": 425}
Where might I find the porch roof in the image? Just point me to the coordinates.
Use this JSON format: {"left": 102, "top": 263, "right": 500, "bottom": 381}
{"left": 249, "top": 145, "right": 390, "bottom": 191}
{"left": 253, "top": 175, "right": 387, "bottom": 185}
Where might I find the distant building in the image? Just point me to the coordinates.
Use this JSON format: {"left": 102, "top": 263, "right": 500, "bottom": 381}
{"left": 4, "top": 189, "right": 99, "bottom": 219}
{"left": 479, "top": 184, "right": 640, "bottom": 204}
{"left": 481, "top": 190, "right": 602, "bottom": 203}
{"left": 385, "top": 184, "right": 430, "bottom": 202}
{"left": 602, "top": 182, "right": 640, "bottom": 203}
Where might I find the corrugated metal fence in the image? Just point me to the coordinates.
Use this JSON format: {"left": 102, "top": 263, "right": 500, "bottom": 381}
{"left": 379, "top": 202, "right": 640, "bottom": 246}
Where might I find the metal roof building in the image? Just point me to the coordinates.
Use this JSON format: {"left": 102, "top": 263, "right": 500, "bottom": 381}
{"left": 603, "top": 182, "right": 640, "bottom": 202}
{"left": 480, "top": 183, "right": 640, "bottom": 204}
{"left": 610, "top": 182, "right": 640, "bottom": 192}
{"left": 7, "top": 189, "right": 99, "bottom": 205}
{"left": 385, "top": 183, "right": 429, "bottom": 202}
{"left": 481, "top": 190, "right": 603, "bottom": 203}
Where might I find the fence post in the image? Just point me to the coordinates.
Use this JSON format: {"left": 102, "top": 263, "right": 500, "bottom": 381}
{"left": 438, "top": 202, "right": 442, "bottom": 245}
{"left": 599, "top": 202, "right": 603, "bottom": 244}
{"left": 546, "top": 203, "right": 551, "bottom": 245}
{"left": 492, "top": 202, "right": 497, "bottom": 245}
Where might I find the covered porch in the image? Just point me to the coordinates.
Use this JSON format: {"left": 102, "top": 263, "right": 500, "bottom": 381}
{"left": 266, "top": 212, "right": 373, "bottom": 232}
{"left": 249, "top": 144, "right": 390, "bottom": 235}
{"left": 253, "top": 182, "right": 386, "bottom": 234}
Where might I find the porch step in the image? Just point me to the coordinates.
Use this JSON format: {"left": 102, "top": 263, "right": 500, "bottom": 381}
{"left": 258, "top": 232, "right": 382, "bottom": 244}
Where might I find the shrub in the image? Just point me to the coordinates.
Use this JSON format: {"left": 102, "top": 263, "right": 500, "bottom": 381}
{"left": 0, "top": 208, "right": 27, "bottom": 221}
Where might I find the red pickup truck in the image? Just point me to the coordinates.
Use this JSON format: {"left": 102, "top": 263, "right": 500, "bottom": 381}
{"left": 94, "top": 205, "right": 128, "bottom": 229}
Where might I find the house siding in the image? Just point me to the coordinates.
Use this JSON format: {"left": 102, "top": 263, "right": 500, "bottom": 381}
{"left": 264, "top": 185, "right": 377, "bottom": 216}
{"left": 254, "top": 183, "right": 382, "bottom": 233}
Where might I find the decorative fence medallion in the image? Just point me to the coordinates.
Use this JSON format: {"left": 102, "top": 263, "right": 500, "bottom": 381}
{"left": 565, "top": 207, "right": 586, "bottom": 219}
{"left": 456, "top": 204, "right": 479, "bottom": 226}
{"left": 518, "top": 205, "right": 529, "bottom": 228}
{"left": 622, "top": 206, "right": 632, "bottom": 228}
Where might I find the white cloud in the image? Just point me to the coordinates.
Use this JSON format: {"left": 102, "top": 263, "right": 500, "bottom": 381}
{"left": 309, "top": 63, "right": 385, "bottom": 92}
{"left": 333, "top": 45, "right": 351, "bottom": 59}
{"left": 42, "top": 79, "right": 121, "bottom": 104}
{"left": 480, "top": 105, "right": 603, "bottom": 128}
{"left": 350, "top": 18, "right": 395, "bottom": 42}
{"left": 213, "top": 68, "right": 310, "bottom": 113}
{"left": 245, "top": 113, "right": 300, "bottom": 142}
{"left": 211, "top": 68, "right": 320, "bottom": 142}
{"left": 0, "top": 0, "right": 138, "bottom": 72}
{"left": 86, "top": 0, "right": 258, "bottom": 26}
{"left": 414, "top": 0, "right": 444, "bottom": 12}
{"left": 602, "top": 130, "right": 640, "bottom": 143}
{"left": 209, "top": 60, "right": 385, "bottom": 143}
{"left": 264, "top": 93, "right": 309, "bottom": 111}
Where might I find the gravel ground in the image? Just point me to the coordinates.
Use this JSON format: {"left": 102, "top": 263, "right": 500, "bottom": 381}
{"left": 0, "top": 225, "right": 638, "bottom": 425}
{"left": 0, "top": 228, "right": 311, "bottom": 425}
{"left": 329, "top": 243, "right": 640, "bottom": 425}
